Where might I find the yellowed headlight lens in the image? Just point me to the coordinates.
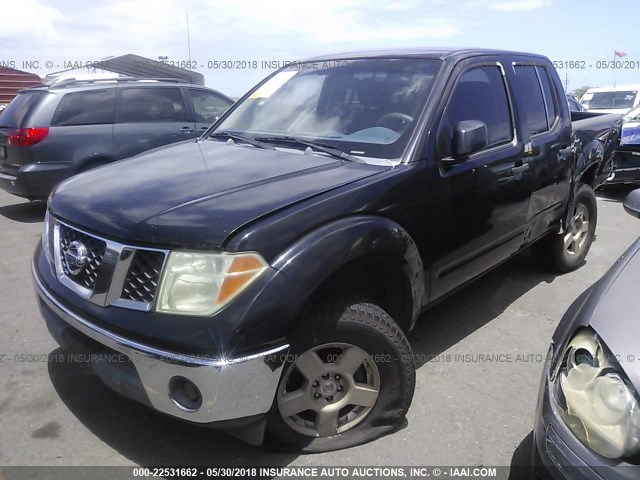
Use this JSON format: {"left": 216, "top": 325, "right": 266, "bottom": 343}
{"left": 156, "top": 251, "right": 267, "bottom": 316}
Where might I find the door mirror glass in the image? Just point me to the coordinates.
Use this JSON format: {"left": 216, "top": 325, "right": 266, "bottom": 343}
{"left": 624, "top": 188, "right": 640, "bottom": 219}
{"left": 453, "top": 120, "right": 488, "bottom": 157}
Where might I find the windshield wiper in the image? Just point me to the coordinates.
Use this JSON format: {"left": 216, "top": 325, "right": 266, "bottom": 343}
{"left": 210, "top": 131, "right": 274, "bottom": 150}
{"left": 255, "top": 136, "right": 364, "bottom": 163}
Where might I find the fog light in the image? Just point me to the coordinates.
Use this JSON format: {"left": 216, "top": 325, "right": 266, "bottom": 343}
{"left": 168, "top": 376, "right": 202, "bottom": 412}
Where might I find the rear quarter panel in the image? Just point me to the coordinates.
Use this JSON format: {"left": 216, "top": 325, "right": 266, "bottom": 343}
{"left": 31, "top": 124, "right": 117, "bottom": 167}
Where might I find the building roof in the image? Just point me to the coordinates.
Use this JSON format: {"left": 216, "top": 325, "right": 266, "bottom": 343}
{"left": 0, "top": 67, "right": 41, "bottom": 104}
{"left": 46, "top": 54, "right": 204, "bottom": 86}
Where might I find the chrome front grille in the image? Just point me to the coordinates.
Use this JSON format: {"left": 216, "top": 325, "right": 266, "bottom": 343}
{"left": 121, "top": 250, "right": 165, "bottom": 303}
{"left": 51, "top": 218, "right": 168, "bottom": 311}
{"left": 58, "top": 223, "right": 106, "bottom": 290}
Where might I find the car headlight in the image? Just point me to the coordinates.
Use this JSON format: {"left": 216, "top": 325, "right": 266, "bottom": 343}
{"left": 155, "top": 251, "right": 268, "bottom": 316}
{"left": 42, "top": 210, "right": 53, "bottom": 265}
{"left": 552, "top": 327, "right": 640, "bottom": 459}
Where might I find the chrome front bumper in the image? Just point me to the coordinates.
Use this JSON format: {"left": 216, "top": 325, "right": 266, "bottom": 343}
{"left": 33, "top": 261, "right": 289, "bottom": 424}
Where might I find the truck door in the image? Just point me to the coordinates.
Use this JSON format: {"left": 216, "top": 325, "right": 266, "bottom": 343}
{"left": 427, "top": 62, "right": 532, "bottom": 300}
{"left": 114, "top": 87, "right": 196, "bottom": 159}
{"left": 511, "top": 63, "right": 572, "bottom": 242}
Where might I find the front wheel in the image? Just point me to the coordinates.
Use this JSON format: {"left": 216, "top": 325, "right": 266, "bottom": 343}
{"left": 532, "top": 183, "right": 597, "bottom": 273}
{"left": 265, "top": 302, "right": 415, "bottom": 452}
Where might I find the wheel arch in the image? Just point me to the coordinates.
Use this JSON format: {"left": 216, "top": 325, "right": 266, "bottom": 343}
{"left": 577, "top": 161, "right": 600, "bottom": 189}
{"left": 272, "top": 215, "right": 427, "bottom": 334}
{"left": 575, "top": 140, "right": 605, "bottom": 188}
{"left": 77, "top": 155, "right": 115, "bottom": 173}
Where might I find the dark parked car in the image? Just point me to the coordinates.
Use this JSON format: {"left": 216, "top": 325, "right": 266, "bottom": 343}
{"left": 608, "top": 104, "right": 640, "bottom": 185}
{"left": 533, "top": 189, "right": 640, "bottom": 479}
{"left": 567, "top": 95, "right": 586, "bottom": 112}
{"left": 33, "top": 48, "right": 621, "bottom": 452}
{"left": 0, "top": 77, "right": 233, "bottom": 200}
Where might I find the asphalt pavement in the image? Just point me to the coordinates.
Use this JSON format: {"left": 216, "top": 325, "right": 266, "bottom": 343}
{"left": 1, "top": 186, "right": 639, "bottom": 474}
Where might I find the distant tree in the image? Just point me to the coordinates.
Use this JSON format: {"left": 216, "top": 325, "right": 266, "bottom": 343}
{"left": 571, "top": 86, "right": 591, "bottom": 99}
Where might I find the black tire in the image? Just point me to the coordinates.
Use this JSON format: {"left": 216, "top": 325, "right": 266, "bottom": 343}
{"left": 264, "top": 301, "right": 415, "bottom": 453}
{"left": 532, "top": 183, "right": 597, "bottom": 273}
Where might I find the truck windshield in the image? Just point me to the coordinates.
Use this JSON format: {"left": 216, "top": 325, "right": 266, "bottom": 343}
{"left": 213, "top": 58, "right": 441, "bottom": 162}
{"left": 583, "top": 90, "right": 637, "bottom": 110}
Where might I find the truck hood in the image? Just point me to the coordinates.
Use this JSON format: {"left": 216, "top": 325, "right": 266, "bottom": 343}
{"left": 50, "top": 140, "right": 389, "bottom": 249}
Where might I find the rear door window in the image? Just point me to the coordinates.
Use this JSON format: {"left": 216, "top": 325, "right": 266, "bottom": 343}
{"left": 536, "top": 66, "right": 558, "bottom": 128}
{"left": 0, "top": 92, "right": 47, "bottom": 128}
{"left": 513, "top": 65, "right": 548, "bottom": 135}
{"left": 118, "top": 88, "right": 188, "bottom": 123}
{"left": 51, "top": 89, "right": 116, "bottom": 126}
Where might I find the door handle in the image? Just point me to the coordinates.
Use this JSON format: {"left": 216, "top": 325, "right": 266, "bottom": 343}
{"left": 511, "top": 163, "right": 530, "bottom": 174}
{"left": 180, "top": 126, "right": 195, "bottom": 133}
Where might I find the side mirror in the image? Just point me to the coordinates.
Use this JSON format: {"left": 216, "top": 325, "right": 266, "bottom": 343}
{"left": 624, "top": 188, "right": 640, "bottom": 219}
{"left": 453, "top": 120, "right": 489, "bottom": 158}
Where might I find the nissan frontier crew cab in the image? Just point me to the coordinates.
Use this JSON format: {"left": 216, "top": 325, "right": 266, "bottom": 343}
{"left": 32, "top": 48, "right": 621, "bottom": 452}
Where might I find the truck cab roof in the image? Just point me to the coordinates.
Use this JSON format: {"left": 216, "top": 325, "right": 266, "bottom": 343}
{"left": 302, "top": 47, "right": 550, "bottom": 62}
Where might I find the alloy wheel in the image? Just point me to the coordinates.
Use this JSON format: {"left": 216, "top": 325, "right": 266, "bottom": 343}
{"left": 276, "top": 342, "right": 380, "bottom": 437}
{"left": 564, "top": 204, "right": 590, "bottom": 256}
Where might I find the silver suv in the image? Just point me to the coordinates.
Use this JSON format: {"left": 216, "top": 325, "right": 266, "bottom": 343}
{"left": 0, "top": 77, "right": 233, "bottom": 200}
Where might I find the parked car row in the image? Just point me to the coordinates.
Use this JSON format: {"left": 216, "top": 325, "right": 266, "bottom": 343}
{"left": 0, "top": 49, "right": 638, "bottom": 477}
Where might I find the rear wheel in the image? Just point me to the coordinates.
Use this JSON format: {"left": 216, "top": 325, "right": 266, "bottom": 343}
{"left": 532, "top": 183, "right": 597, "bottom": 273}
{"left": 265, "top": 302, "right": 415, "bottom": 452}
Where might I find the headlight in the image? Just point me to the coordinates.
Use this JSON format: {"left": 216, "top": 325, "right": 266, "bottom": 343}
{"left": 553, "top": 328, "right": 640, "bottom": 459}
{"left": 42, "top": 210, "right": 53, "bottom": 265}
{"left": 155, "top": 251, "right": 268, "bottom": 316}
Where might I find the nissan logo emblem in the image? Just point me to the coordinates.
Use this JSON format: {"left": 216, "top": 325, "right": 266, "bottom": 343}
{"left": 63, "top": 240, "right": 89, "bottom": 275}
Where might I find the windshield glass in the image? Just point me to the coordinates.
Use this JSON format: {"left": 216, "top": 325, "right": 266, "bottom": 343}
{"left": 214, "top": 58, "right": 441, "bottom": 161}
{"left": 582, "top": 90, "right": 637, "bottom": 110}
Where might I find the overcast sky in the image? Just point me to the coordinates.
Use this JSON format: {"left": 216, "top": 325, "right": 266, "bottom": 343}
{"left": 1, "top": 0, "right": 638, "bottom": 97}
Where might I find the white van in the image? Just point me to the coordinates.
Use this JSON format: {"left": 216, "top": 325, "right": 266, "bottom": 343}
{"left": 580, "top": 84, "right": 640, "bottom": 114}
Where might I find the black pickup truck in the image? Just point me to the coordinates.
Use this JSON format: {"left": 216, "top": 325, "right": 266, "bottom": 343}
{"left": 32, "top": 48, "right": 621, "bottom": 452}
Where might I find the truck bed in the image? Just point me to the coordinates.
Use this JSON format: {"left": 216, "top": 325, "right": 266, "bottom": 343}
{"left": 571, "top": 111, "right": 622, "bottom": 187}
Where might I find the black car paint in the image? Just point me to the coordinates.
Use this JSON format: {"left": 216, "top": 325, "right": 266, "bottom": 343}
{"left": 41, "top": 49, "right": 621, "bottom": 372}
{"left": 51, "top": 140, "right": 392, "bottom": 249}
{"left": 572, "top": 111, "right": 623, "bottom": 185}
